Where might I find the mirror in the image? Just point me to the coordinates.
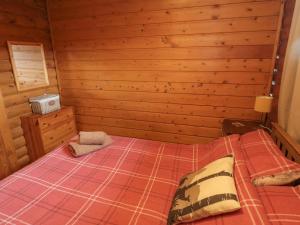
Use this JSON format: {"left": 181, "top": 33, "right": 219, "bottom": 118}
{"left": 7, "top": 41, "right": 49, "bottom": 92}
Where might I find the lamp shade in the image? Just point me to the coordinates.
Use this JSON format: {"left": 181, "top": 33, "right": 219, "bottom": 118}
{"left": 254, "top": 96, "right": 273, "bottom": 113}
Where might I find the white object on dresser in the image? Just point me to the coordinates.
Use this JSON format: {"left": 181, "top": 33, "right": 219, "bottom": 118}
{"left": 29, "top": 94, "right": 60, "bottom": 115}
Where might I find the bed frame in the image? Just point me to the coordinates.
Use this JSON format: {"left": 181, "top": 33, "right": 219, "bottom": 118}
{"left": 271, "top": 123, "right": 300, "bottom": 163}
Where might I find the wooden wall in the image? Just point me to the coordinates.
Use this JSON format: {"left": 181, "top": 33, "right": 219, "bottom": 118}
{"left": 0, "top": 89, "right": 18, "bottom": 179}
{"left": 48, "top": 0, "right": 283, "bottom": 144}
{"left": 0, "top": 0, "right": 59, "bottom": 168}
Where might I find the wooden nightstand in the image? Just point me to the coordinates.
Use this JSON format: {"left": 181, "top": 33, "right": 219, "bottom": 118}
{"left": 21, "top": 106, "right": 77, "bottom": 162}
{"left": 222, "top": 119, "right": 263, "bottom": 136}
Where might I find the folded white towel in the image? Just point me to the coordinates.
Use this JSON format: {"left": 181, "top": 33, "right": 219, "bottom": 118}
{"left": 79, "top": 131, "right": 107, "bottom": 145}
{"left": 69, "top": 135, "right": 112, "bottom": 157}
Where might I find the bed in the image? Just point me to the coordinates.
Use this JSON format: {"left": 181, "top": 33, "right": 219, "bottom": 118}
{"left": 0, "top": 124, "right": 299, "bottom": 225}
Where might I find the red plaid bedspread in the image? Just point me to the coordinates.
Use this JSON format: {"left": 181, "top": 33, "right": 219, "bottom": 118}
{"left": 0, "top": 135, "right": 290, "bottom": 225}
{"left": 241, "top": 130, "right": 300, "bottom": 179}
{"left": 257, "top": 186, "right": 300, "bottom": 225}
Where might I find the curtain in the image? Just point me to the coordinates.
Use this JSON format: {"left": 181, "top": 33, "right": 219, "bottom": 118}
{"left": 278, "top": 0, "right": 300, "bottom": 143}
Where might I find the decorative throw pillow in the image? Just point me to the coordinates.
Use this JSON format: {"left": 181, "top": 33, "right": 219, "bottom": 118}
{"left": 253, "top": 170, "right": 300, "bottom": 186}
{"left": 167, "top": 155, "right": 241, "bottom": 225}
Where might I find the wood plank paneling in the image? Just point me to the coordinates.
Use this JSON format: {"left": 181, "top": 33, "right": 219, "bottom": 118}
{"left": 0, "top": 89, "right": 18, "bottom": 179}
{"left": 51, "top": 1, "right": 280, "bottom": 28}
{"left": 53, "top": 16, "right": 279, "bottom": 41}
{"left": 62, "top": 97, "right": 260, "bottom": 120}
{"left": 55, "top": 45, "right": 274, "bottom": 61}
{"left": 58, "top": 59, "right": 271, "bottom": 72}
{"left": 49, "top": 0, "right": 275, "bottom": 19}
{"left": 55, "top": 31, "right": 276, "bottom": 50}
{"left": 48, "top": 0, "right": 283, "bottom": 143}
{"left": 60, "top": 80, "right": 266, "bottom": 97}
{"left": 59, "top": 71, "right": 269, "bottom": 84}
{"left": 0, "top": 0, "right": 59, "bottom": 171}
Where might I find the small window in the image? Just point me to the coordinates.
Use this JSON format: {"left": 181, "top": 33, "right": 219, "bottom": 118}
{"left": 7, "top": 41, "right": 49, "bottom": 92}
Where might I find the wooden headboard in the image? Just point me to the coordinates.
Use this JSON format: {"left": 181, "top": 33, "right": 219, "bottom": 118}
{"left": 271, "top": 123, "right": 300, "bottom": 163}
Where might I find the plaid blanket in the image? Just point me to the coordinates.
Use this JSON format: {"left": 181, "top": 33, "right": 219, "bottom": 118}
{"left": 0, "top": 135, "right": 287, "bottom": 225}
{"left": 240, "top": 130, "right": 300, "bottom": 225}
{"left": 240, "top": 129, "right": 300, "bottom": 179}
{"left": 257, "top": 186, "right": 300, "bottom": 225}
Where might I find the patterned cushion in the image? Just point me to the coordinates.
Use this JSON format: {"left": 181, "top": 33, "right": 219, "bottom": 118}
{"left": 167, "top": 155, "right": 241, "bottom": 225}
{"left": 253, "top": 171, "right": 300, "bottom": 186}
{"left": 240, "top": 129, "right": 300, "bottom": 182}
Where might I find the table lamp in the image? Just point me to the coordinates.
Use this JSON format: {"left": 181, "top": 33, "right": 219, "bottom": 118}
{"left": 254, "top": 95, "right": 273, "bottom": 126}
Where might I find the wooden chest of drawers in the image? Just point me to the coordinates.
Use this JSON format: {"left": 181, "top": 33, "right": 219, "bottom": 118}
{"left": 21, "top": 106, "right": 77, "bottom": 162}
